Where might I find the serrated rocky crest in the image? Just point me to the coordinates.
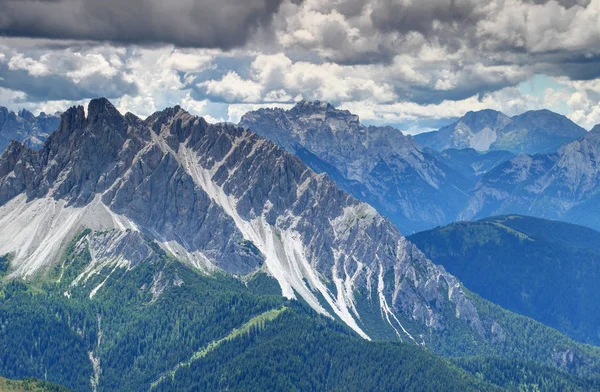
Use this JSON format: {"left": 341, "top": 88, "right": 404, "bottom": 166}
{"left": 0, "top": 106, "right": 60, "bottom": 152}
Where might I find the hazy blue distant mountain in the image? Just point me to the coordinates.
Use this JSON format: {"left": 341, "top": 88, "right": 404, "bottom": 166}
{"left": 415, "top": 109, "right": 587, "bottom": 155}
{"left": 462, "top": 125, "right": 600, "bottom": 231}
{"left": 409, "top": 215, "right": 600, "bottom": 345}
{"left": 0, "top": 107, "right": 60, "bottom": 152}
{"left": 240, "top": 101, "right": 473, "bottom": 233}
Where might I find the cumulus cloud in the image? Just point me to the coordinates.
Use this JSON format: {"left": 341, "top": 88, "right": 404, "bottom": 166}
{"left": 198, "top": 53, "right": 398, "bottom": 104}
{"left": 276, "top": 0, "right": 600, "bottom": 70}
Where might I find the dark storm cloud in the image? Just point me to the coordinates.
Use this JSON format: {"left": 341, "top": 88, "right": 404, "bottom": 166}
{"left": 0, "top": 0, "right": 285, "bottom": 49}
{"left": 368, "top": 0, "right": 593, "bottom": 38}
{"left": 370, "top": 0, "right": 480, "bottom": 36}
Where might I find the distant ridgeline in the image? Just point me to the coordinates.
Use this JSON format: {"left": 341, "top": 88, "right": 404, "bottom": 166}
{"left": 242, "top": 102, "right": 598, "bottom": 233}
{"left": 410, "top": 215, "right": 600, "bottom": 346}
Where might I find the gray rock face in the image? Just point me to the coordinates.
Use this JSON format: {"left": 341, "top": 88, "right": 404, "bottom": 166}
{"left": 0, "top": 97, "right": 491, "bottom": 346}
{"left": 0, "top": 106, "right": 60, "bottom": 153}
{"left": 240, "top": 101, "right": 472, "bottom": 233}
{"left": 415, "top": 109, "right": 587, "bottom": 155}
{"left": 461, "top": 126, "right": 600, "bottom": 230}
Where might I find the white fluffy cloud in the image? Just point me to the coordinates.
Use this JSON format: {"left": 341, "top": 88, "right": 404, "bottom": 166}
{"left": 200, "top": 53, "right": 398, "bottom": 104}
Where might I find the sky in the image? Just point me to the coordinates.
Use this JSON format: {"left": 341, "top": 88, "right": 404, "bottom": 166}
{"left": 0, "top": 0, "right": 599, "bottom": 133}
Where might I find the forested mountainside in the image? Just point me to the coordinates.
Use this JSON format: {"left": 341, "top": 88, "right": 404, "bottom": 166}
{"left": 1, "top": 240, "right": 599, "bottom": 392}
{"left": 0, "top": 377, "right": 72, "bottom": 392}
{"left": 410, "top": 215, "right": 600, "bottom": 345}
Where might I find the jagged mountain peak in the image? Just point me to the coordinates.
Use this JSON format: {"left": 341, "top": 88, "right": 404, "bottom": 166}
{"left": 87, "top": 97, "right": 123, "bottom": 125}
{"left": 291, "top": 99, "right": 336, "bottom": 112}
{"left": 240, "top": 101, "right": 358, "bottom": 132}
{"left": 145, "top": 104, "right": 186, "bottom": 123}
{"left": 290, "top": 100, "right": 359, "bottom": 124}
{"left": 57, "top": 104, "right": 86, "bottom": 133}
{"left": 242, "top": 101, "right": 410, "bottom": 151}
{"left": 17, "top": 108, "right": 35, "bottom": 121}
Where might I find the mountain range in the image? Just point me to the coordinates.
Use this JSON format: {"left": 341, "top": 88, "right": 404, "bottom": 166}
{"left": 415, "top": 109, "right": 588, "bottom": 155}
{"left": 5, "top": 101, "right": 593, "bottom": 235}
{"left": 242, "top": 102, "right": 600, "bottom": 233}
{"left": 0, "top": 98, "right": 484, "bottom": 345}
{"left": 1, "top": 98, "right": 600, "bottom": 391}
{"left": 0, "top": 107, "right": 60, "bottom": 152}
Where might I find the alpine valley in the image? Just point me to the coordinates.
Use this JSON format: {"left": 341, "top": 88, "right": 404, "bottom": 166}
{"left": 1, "top": 98, "right": 600, "bottom": 392}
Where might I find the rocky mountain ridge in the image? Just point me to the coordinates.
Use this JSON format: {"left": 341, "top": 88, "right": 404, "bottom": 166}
{"left": 0, "top": 98, "right": 485, "bottom": 344}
